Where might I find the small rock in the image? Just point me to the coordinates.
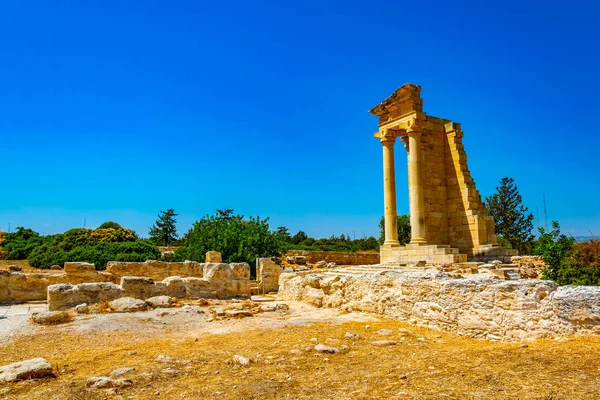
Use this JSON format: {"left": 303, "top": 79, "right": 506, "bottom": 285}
{"left": 417, "top": 337, "right": 425, "bottom": 342}
{"left": 289, "top": 349, "right": 303, "bottom": 356}
{"left": 74, "top": 303, "right": 88, "bottom": 313}
{"left": 376, "top": 329, "right": 393, "bottom": 336}
{"left": 162, "top": 368, "right": 179, "bottom": 376}
{"left": 345, "top": 332, "right": 361, "bottom": 340}
{"left": 314, "top": 344, "right": 338, "bottom": 354}
{"left": 520, "top": 344, "right": 529, "bottom": 348}
{"left": 155, "top": 355, "right": 172, "bottom": 363}
{"left": 86, "top": 376, "right": 133, "bottom": 389}
{"left": 233, "top": 355, "right": 251, "bottom": 366}
{"left": 111, "top": 367, "right": 134, "bottom": 377}
{"left": 109, "top": 297, "right": 147, "bottom": 313}
{"left": 214, "top": 308, "right": 225, "bottom": 317}
{"left": 30, "top": 311, "right": 72, "bottom": 325}
{"left": 0, "top": 358, "right": 54, "bottom": 382}
{"left": 309, "top": 338, "right": 318, "bottom": 344}
{"left": 315, "top": 261, "right": 327, "bottom": 268}
{"left": 327, "top": 262, "right": 337, "bottom": 269}
{"left": 371, "top": 340, "right": 397, "bottom": 347}
{"left": 225, "top": 310, "right": 253, "bottom": 318}
{"left": 146, "top": 296, "right": 176, "bottom": 308}
{"left": 340, "top": 345, "right": 350, "bottom": 353}
{"left": 50, "top": 265, "right": 62, "bottom": 270}
{"left": 8, "top": 265, "right": 22, "bottom": 272}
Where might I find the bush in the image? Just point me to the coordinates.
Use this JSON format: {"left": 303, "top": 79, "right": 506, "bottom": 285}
{"left": 28, "top": 241, "right": 161, "bottom": 270}
{"left": 535, "top": 221, "right": 600, "bottom": 286}
{"left": 172, "top": 209, "right": 283, "bottom": 276}
{"left": 0, "top": 227, "right": 49, "bottom": 260}
{"left": 97, "top": 221, "right": 122, "bottom": 230}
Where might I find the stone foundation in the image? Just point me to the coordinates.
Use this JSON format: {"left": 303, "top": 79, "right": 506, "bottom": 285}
{"left": 106, "top": 260, "right": 203, "bottom": 282}
{"left": 0, "top": 263, "right": 112, "bottom": 304}
{"left": 48, "top": 262, "right": 251, "bottom": 310}
{"left": 279, "top": 271, "right": 600, "bottom": 341}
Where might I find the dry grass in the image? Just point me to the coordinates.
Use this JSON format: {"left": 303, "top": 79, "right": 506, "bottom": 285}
{"left": 0, "top": 260, "right": 50, "bottom": 274}
{"left": 1, "top": 319, "right": 600, "bottom": 399}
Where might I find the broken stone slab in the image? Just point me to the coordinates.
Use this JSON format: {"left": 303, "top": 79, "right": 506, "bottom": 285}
{"left": 146, "top": 295, "right": 176, "bottom": 308}
{"left": 371, "top": 340, "right": 397, "bottom": 346}
{"left": 109, "top": 297, "right": 148, "bottom": 313}
{"left": 110, "top": 367, "right": 135, "bottom": 377}
{"left": 30, "top": 311, "right": 73, "bottom": 325}
{"left": 224, "top": 310, "right": 253, "bottom": 318}
{"left": 315, "top": 261, "right": 327, "bottom": 268}
{"left": 86, "top": 376, "right": 133, "bottom": 389}
{"left": 0, "top": 358, "right": 54, "bottom": 382}
{"left": 8, "top": 265, "right": 22, "bottom": 272}
{"left": 295, "top": 256, "right": 308, "bottom": 265}
{"left": 314, "top": 344, "right": 339, "bottom": 354}
{"left": 345, "top": 332, "right": 360, "bottom": 340}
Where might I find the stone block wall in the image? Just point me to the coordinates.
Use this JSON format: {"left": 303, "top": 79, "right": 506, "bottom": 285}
{"left": 0, "top": 263, "right": 111, "bottom": 304}
{"left": 256, "top": 258, "right": 284, "bottom": 293}
{"left": 106, "top": 260, "right": 203, "bottom": 282}
{"left": 282, "top": 251, "right": 380, "bottom": 265}
{"left": 48, "top": 262, "right": 252, "bottom": 310}
{"left": 279, "top": 271, "right": 600, "bottom": 341}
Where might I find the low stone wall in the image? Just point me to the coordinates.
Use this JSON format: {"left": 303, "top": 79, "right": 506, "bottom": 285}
{"left": 283, "top": 251, "right": 380, "bottom": 265}
{"left": 48, "top": 262, "right": 252, "bottom": 310}
{"left": 106, "top": 260, "right": 203, "bottom": 282}
{"left": 256, "top": 258, "right": 284, "bottom": 293}
{"left": 278, "top": 271, "right": 600, "bottom": 341}
{"left": 0, "top": 263, "right": 111, "bottom": 304}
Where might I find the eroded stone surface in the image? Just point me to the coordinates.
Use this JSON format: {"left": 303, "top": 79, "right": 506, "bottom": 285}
{"left": 279, "top": 271, "right": 600, "bottom": 341}
{"left": 0, "top": 358, "right": 54, "bottom": 382}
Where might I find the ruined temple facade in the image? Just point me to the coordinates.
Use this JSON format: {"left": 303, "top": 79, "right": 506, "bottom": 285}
{"left": 370, "top": 84, "right": 516, "bottom": 263}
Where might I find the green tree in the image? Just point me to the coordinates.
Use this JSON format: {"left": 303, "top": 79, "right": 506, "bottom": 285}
{"left": 274, "top": 226, "right": 292, "bottom": 243}
{"left": 172, "top": 209, "right": 282, "bottom": 277}
{"left": 379, "top": 214, "right": 411, "bottom": 245}
{"left": 484, "top": 177, "right": 534, "bottom": 253}
{"left": 149, "top": 209, "right": 179, "bottom": 246}
{"left": 291, "top": 230, "right": 308, "bottom": 245}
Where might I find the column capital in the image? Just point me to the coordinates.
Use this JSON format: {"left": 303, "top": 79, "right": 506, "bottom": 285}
{"left": 376, "top": 128, "right": 404, "bottom": 144}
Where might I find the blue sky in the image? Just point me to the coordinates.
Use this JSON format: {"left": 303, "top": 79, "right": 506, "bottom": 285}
{"left": 1, "top": 0, "right": 599, "bottom": 239}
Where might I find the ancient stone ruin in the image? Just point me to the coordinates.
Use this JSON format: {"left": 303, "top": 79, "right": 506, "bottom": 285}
{"left": 370, "top": 84, "right": 516, "bottom": 264}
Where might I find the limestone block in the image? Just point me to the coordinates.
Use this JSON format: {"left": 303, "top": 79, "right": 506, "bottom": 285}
{"left": 162, "top": 276, "right": 186, "bottom": 298}
{"left": 120, "top": 276, "right": 158, "bottom": 299}
{"left": 256, "top": 258, "right": 283, "bottom": 293}
{"left": 206, "top": 251, "right": 222, "bottom": 263}
{"left": 64, "top": 262, "right": 96, "bottom": 275}
{"left": 0, "top": 358, "right": 54, "bottom": 382}
{"left": 230, "top": 262, "right": 251, "bottom": 279}
{"left": 48, "top": 282, "right": 122, "bottom": 311}
{"left": 203, "top": 263, "right": 232, "bottom": 281}
{"left": 184, "top": 278, "right": 217, "bottom": 299}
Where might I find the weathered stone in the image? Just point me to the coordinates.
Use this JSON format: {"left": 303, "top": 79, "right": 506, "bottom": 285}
{"left": 50, "top": 265, "right": 61, "bottom": 270}
{"left": 206, "top": 251, "right": 222, "bottom": 263}
{"left": 376, "top": 329, "right": 393, "bottom": 336}
{"left": 146, "top": 295, "right": 175, "bottom": 308}
{"left": 279, "top": 271, "right": 600, "bottom": 341}
{"left": 30, "top": 311, "right": 72, "bottom": 325}
{"left": 345, "top": 332, "right": 360, "bottom": 340}
{"left": 86, "top": 376, "right": 133, "bottom": 388}
{"left": 256, "top": 258, "right": 283, "bottom": 293}
{"left": 315, "top": 261, "right": 327, "bottom": 268}
{"left": 111, "top": 367, "right": 134, "bottom": 377}
{"left": 225, "top": 310, "right": 252, "bottom": 318}
{"left": 230, "top": 263, "right": 251, "bottom": 279}
{"left": 8, "top": 265, "right": 21, "bottom": 272}
{"left": 314, "top": 344, "right": 338, "bottom": 354}
{"left": 203, "top": 263, "right": 232, "bottom": 281}
{"left": 232, "top": 355, "right": 250, "bottom": 366}
{"left": 371, "top": 340, "right": 397, "bottom": 346}
{"left": 0, "top": 358, "right": 54, "bottom": 382}
{"left": 109, "top": 297, "right": 148, "bottom": 313}
{"left": 295, "top": 256, "right": 307, "bottom": 265}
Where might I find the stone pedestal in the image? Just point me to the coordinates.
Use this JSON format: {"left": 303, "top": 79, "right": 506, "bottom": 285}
{"left": 381, "top": 244, "right": 467, "bottom": 265}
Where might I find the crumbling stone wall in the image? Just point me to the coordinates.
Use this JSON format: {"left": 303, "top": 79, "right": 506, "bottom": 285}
{"left": 282, "top": 251, "right": 380, "bottom": 266}
{"left": 0, "top": 263, "right": 111, "bottom": 304}
{"left": 279, "top": 271, "right": 600, "bottom": 341}
{"left": 256, "top": 258, "right": 284, "bottom": 293}
{"left": 106, "top": 260, "right": 203, "bottom": 282}
{"left": 48, "top": 262, "right": 252, "bottom": 310}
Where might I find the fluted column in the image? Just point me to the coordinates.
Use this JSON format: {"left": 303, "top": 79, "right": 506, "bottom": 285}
{"left": 381, "top": 135, "right": 399, "bottom": 246}
{"left": 407, "top": 129, "right": 427, "bottom": 244}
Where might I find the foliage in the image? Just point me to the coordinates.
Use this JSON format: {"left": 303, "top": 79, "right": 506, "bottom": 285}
{"left": 0, "top": 227, "right": 49, "bottom": 260}
{"left": 536, "top": 222, "right": 600, "bottom": 285}
{"left": 484, "top": 177, "right": 535, "bottom": 254}
{"left": 378, "top": 214, "right": 411, "bottom": 245}
{"left": 172, "top": 209, "right": 282, "bottom": 276}
{"left": 97, "top": 221, "right": 122, "bottom": 230}
{"left": 291, "top": 230, "right": 308, "bottom": 245}
{"left": 149, "top": 209, "right": 179, "bottom": 246}
{"left": 28, "top": 241, "right": 160, "bottom": 270}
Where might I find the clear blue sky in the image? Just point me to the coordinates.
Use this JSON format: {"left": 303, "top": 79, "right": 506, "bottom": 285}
{"left": 1, "top": 0, "right": 599, "bottom": 239}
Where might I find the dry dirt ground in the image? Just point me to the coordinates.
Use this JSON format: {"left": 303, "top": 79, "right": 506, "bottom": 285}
{"left": 1, "top": 299, "right": 600, "bottom": 400}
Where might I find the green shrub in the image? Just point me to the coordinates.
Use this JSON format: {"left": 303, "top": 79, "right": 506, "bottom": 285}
{"left": 172, "top": 209, "right": 283, "bottom": 276}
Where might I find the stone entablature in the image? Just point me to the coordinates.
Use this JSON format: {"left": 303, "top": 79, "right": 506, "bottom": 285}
{"left": 279, "top": 271, "right": 600, "bottom": 341}
{"left": 48, "top": 262, "right": 252, "bottom": 310}
{"left": 370, "top": 84, "right": 512, "bottom": 261}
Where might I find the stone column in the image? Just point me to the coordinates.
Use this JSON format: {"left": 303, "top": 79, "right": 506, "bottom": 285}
{"left": 381, "top": 135, "right": 399, "bottom": 246}
{"left": 407, "top": 129, "right": 427, "bottom": 244}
